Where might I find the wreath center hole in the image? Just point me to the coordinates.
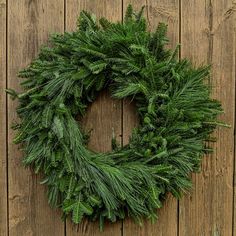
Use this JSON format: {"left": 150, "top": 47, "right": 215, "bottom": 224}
{"left": 80, "top": 90, "right": 138, "bottom": 153}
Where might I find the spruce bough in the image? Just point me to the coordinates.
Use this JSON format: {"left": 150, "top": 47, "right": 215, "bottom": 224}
{"left": 8, "top": 5, "right": 225, "bottom": 230}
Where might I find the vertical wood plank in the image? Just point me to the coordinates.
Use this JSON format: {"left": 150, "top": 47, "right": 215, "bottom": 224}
{"left": 233, "top": 2, "right": 236, "bottom": 235}
{"left": 0, "top": 0, "right": 8, "bottom": 235}
{"left": 122, "top": 1, "right": 179, "bottom": 236}
{"left": 66, "top": 1, "right": 122, "bottom": 236}
{"left": 178, "top": 1, "right": 211, "bottom": 235}
{"left": 8, "top": 1, "right": 65, "bottom": 235}
{"left": 179, "top": 1, "right": 235, "bottom": 235}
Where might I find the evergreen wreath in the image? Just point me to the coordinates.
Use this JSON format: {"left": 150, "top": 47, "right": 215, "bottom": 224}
{"left": 8, "top": 5, "right": 226, "bottom": 230}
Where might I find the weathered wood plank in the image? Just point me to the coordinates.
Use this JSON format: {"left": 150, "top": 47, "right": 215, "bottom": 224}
{"left": 66, "top": 1, "right": 122, "bottom": 235}
{"left": 122, "top": 1, "right": 179, "bottom": 236}
{"left": 7, "top": 1, "right": 65, "bottom": 235}
{"left": 233, "top": 2, "right": 236, "bottom": 235}
{"left": 179, "top": 1, "right": 235, "bottom": 235}
{"left": 0, "top": 0, "right": 8, "bottom": 235}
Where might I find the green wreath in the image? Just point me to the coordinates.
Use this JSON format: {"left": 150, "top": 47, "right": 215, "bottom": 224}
{"left": 8, "top": 5, "right": 226, "bottom": 229}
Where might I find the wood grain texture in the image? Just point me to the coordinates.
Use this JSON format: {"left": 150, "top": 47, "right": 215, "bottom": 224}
{"left": 0, "top": 0, "right": 7, "bottom": 235}
{"left": 122, "top": 1, "right": 179, "bottom": 236}
{"left": 179, "top": 1, "right": 235, "bottom": 235}
{"left": 65, "top": 1, "right": 122, "bottom": 235}
{"left": 7, "top": 1, "right": 65, "bottom": 235}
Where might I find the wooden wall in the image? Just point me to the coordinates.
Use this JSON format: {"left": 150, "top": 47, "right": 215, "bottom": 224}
{"left": 0, "top": 0, "right": 235, "bottom": 235}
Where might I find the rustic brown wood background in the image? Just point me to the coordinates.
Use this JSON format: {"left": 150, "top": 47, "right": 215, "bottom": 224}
{"left": 0, "top": 0, "right": 235, "bottom": 235}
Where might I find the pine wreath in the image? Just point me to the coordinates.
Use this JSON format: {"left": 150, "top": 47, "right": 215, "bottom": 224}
{"left": 8, "top": 5, "right": 226, "bottom": 229}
